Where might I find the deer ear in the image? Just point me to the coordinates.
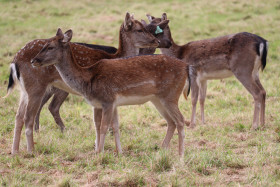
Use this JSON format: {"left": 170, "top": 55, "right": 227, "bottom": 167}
{"left": 124, "top": 12, "right": 133, "bottom": 30}
{"left": 141, "top": 19, "right": 147, "bottom": 26}
{"left": 162, "top": 13, "right": 167, "bottom": 20}
{"left": 56, "top": 28, "right": 64, "bottom": 40}
{"left": 157, "top": 20, "right": 169, "bottom": 29}
{"left": 63, "top": 29, "right": 73, "bottom": 43}
{"left": 146, "top": 14, "right": 155, "bottom": 23}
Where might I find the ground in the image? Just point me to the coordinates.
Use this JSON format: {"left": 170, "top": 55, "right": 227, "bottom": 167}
{"left": 0, "top": 0, "right": 280, "bottom": 186}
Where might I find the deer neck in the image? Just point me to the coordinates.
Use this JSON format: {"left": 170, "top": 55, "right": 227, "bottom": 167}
{"left": 54, "top": 46, "right": 92, "bottom": 97}
{"left": 112, "top": 25, "right": 139, "bottom": 58}
{"left": 160, "top": 34, "right": 181, "bottom": 58}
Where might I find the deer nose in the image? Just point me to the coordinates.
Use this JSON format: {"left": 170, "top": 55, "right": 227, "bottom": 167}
{"left": 31, "top": 58, "right": 41, "bottom": 64}
{"left": 153, "top": 39, "right": 160, "bottom": 45}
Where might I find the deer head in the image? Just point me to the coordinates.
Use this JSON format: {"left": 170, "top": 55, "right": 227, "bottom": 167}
{"left": 143, "top": 13, "right": 172, "bottom": 48}
{"left": 122, "top": 12, "right": 159, "bottom": 48}
{"left": 31, "top": 28, "right": 71, "bottom": 67}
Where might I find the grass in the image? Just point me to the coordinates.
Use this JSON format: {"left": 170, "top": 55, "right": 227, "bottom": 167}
{"left": 0, "top": 0, "right": 280, "bottom": 186}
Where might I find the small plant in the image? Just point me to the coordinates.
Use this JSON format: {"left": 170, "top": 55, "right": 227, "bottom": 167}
{"left": 234, "top": 123, "right": 246, "bottom": 132}
{"left": 124, "top": 173, "right": 146, "bottom": 187}
{"left": 58, "top": 177, "right": 71, "bottom": 187}
{"left": 196, "top": 165, "right": 212, "bottom": 176}
{"left": 152, "top": 151, "right": 173, "bottom": 172}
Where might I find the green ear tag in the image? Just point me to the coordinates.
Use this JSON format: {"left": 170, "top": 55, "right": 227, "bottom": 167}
{"left": 155, "top": 26, "right": 163, "bottom": 34}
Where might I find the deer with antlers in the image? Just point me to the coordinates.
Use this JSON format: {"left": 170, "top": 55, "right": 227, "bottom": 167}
{"left": 144, "top": 13, "right": 268, "bottom": 130}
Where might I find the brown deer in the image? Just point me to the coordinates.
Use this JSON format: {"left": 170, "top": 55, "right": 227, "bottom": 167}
{"left": 26, "top": 17, "right": 171, "bottom": 133}
{"left": 31, "top": 28, "right": 190, "bottom": 156}
{"left": 6, "top": 13, "right": 161, "bottom": 155}
{"left": 145, "top": 13, "right": 268, "bottom": 130}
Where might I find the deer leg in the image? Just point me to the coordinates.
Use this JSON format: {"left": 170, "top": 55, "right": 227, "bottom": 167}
{"left": 161, "top": 100, "right": 185, "bottom": 157}
{"left": 24, "top": 89, "right": 47, "bottom": 153}
{"left": 34, "top": 89, "right": 53, "bottom": 132}
{"left": 12, "top": 93, "right": 27, "bottom": 154}
{"left": 199, "top": 80, "right": 207, "bottom": 124}
{"left": 234, "top": 73, "right": 263, "bottom": 130}
{"left": 151, "top": 98, "right": 176, "bottom": 149}
{"left": 48, "top": 88, "right": 69, "bottom": 132}
{"left": 190, "top": 77, "right": 199, "bottom": 128}
{"left": 93, "top": 108, "right": 102, "bottom": 151}
{"left": 97, "top": 105, "right": 114, "bottom": 153}
{"left": 111, "top": 109, "right": 122, "bottom": 154}
{"left": 255, "top": 78, "right": 266, "bottom": 127}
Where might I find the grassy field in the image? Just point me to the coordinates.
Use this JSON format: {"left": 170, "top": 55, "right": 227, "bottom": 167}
{"left": 0, "top": 0, "right": 280, "bottom": 186}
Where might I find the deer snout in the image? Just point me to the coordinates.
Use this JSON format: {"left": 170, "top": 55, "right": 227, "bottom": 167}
{"left": 31, "top": 57, "right": 42, "bottom": 67}
{"left": 152, "top": 39, "right": 160, "bottom": 47}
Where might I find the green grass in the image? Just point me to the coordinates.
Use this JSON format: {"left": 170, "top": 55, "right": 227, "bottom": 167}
{"left": 0, "top": 0, "right": 280, "bottom": 186}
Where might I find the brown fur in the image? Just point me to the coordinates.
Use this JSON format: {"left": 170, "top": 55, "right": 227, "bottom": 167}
{"left": 147, "top": 13, "right": 268, "bottom": 129}
{"left": 8, "top": 13, "right": 159, "bottom": 155}
{"left": 32, "top": 29, "right": 189, "bottom": 156}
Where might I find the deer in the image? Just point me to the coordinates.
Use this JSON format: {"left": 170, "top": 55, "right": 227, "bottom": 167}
{"left": 144, "top": 13, "right": 268, "bottom": 130}
{"left": 25, "top": 16, "right": 171, "bottom": 133}
{"left": 6, "top": 13, "right": 164, "bottom": 155}
{"left": 31, "top": 28, "right": 190, "bottom": 156}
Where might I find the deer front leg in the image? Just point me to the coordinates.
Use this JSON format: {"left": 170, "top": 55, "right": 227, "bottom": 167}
{"left": 190, "top": 77, "right": 199, "bottom": 128}
{"left": 199, "top": 80, "right": 207, "bottom": 124}
{"left": 111, "top": 109, "right": 122, "bottom": 154}
{"left": 97, "top": 105, "right": 114, "bottom": 153}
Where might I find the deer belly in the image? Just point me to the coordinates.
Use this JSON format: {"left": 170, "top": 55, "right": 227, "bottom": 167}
{"left": 199, "top": 69, "right": 233, "bottom": 80}
{"left": 115, "top": 95, "right": 154, "bottom": 106}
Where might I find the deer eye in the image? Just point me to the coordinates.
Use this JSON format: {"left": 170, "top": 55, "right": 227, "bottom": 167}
{"left": 137, "top": 30, "right": 143, "bottom": 33}
{"left": 48, "top": 47, "right": 54, "bottom": 50}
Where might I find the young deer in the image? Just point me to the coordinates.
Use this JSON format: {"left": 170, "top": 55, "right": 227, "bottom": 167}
{"left": 146, "top": 13, "right": 268, "bottom": 130}
{"left": 20, "top": 16, "right": 170, "bottom": 133}
{"left": 6, "top": 13, "right": 161, "bottom": 155}
{"left": 31, "top": 28, "right": 190, "bottom": 156}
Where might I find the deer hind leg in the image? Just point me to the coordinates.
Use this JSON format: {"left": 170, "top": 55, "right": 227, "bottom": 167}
{"left": 34, "top": 89, "right": 54, "bottom": 132}
{"left": 255, "top": 78, "right": 266, "bottom": 127}
{"left": 93, "top": 108, "right": 102, "bottom": 151}
{"left": 24, "top": 88, "right": 47, "bottom": 153}
{"left": 151, "top": 98, "right": 176, "bottom": 149}
{"left": 190, "top": 76, "right": 199, "bottom": 128}
{"left": 97, "top": 104, "right": 114, "bottom": 153}
{"left": 233, "top": 72, "right": 264, "bottom": 130}
{"left": 48, "top": 88, "right": 69, "bottom": 132}
{"left": 160, "top": 100, "right": 185, "bottom": 157}
{"left": 12, "top": 93, "right": 27, "bottom": 154}
{"left": 199, "top": 80, "right": 207, "bottom": 124}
